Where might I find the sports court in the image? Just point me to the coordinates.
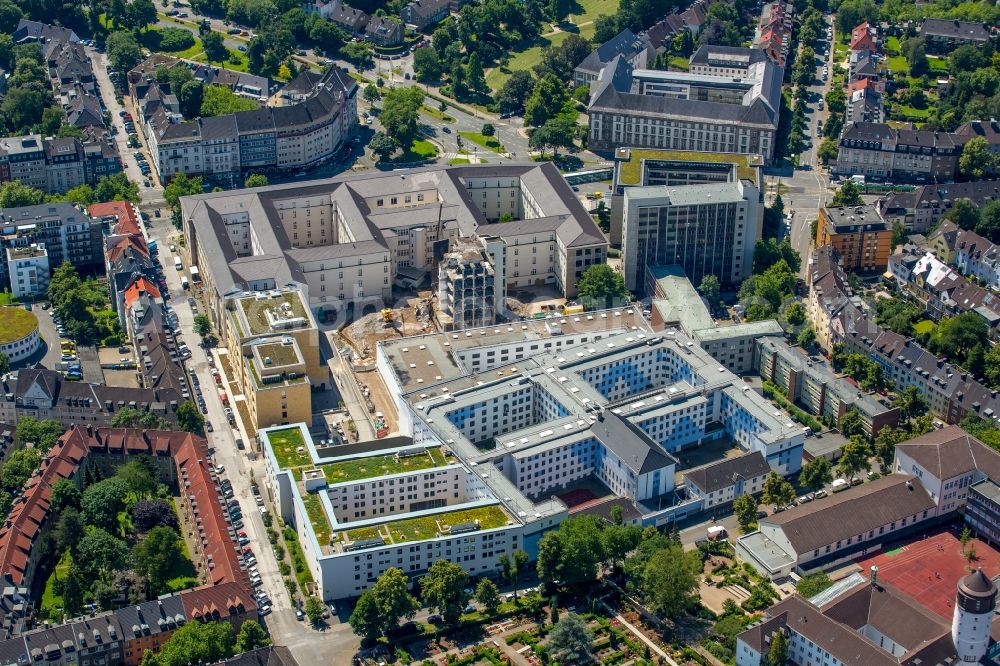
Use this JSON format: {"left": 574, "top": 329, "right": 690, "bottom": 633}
{"left": 854, "top": 525, "right": 1000, "bottom": 620}
{"left": 557, "top": 478, "right": 614, "bottom": 513}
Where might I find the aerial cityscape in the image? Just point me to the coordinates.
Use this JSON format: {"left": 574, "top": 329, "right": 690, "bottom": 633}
{"left": 0, "top": 0, "right": 997, "bottom": 663}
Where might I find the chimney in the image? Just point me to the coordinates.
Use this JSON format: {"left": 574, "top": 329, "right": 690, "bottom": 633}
{"left": 870, "top": 565, "right": 878, "bottom": 587}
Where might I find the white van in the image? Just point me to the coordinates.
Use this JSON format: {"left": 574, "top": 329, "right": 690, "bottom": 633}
{"left": 174, "top": 255, "right": 182, "bottom": 270}
{"left": 181, "top": 276, "right": 189, "bottom": 289}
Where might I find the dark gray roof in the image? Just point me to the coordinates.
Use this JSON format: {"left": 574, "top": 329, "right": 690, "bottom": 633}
{"left": 211, "top": 646, "right": 300, "bottom": 666}
{"left": 688, "top": 45, "right": 768, "bottom": 68}
{"left": 234, "top": 107, "right": 275, "bottom": 133}
{"left": 200, "top": 114, "right": 238, "bottom": 141}
{"left": 920, "top": 18, "right": 990, "bottom": 42}
{"left": 765, "top": 474, "right": 936, "bottom": 555}
{"left": 684, "top": 451, "right": 770, "bottom": 494}
{"left": 576, "top": 30, "right": 652, "bottom": 75}
{"left": 590, "top": 411, "right": 677, "bottom": 475}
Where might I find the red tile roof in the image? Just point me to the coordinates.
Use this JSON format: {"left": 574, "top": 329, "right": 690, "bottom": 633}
{"left": 90, "top": 201, "right": 141, "bottom": 236}
{"left": 123, "top": 278, "right": 162, "bottom": 308}
{"left": 106, "top": 233, "right": 150, "bottom": 264}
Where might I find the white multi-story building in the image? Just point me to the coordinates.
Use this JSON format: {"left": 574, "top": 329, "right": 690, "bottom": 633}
{"left": 6, "top": 244, "right": 50, "bottom": 299}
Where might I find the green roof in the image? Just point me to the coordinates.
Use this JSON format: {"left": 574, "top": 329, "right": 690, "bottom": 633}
{"left": 344, "top": 505, "right": 512, "bottom": 546}
{"left": 238, "top": 292, "right": 309, "bottom": 336}
{"left": 301, "top": 491, "right": 334, "bottom": 546}
{"left": 616, "top": 149, "right": 759, "bottom": 186}
{"left": 320, "top": 446, "right": 449, "bottom": 485}
{"left": 267, "top": 427, "right": 309, "bottom": 469}
{"left": 0, "top": 307, "right": 37, "bottom": 344}
{"left": 255, "top": 341, "right": 300, "bottom": 367}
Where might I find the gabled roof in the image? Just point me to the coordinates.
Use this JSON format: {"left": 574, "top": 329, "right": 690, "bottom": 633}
{"left": 684, "top": 451, "right": 771, "bottom": 494}
{"left": 764, "top": 474, "right": 936, "bottom": 555}
{"left": 590, "top": 411, "right": 678, "bottom": 475}
{"left": 920, "top": 17, "right": 990, "bottom": 42}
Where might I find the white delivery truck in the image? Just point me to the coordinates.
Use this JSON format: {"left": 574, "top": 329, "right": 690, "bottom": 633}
{"left": 707, "top": 525, "right": 727, "bottom": 541}
{"left": 174, "top": 255, "right": 182, "bottom": 270}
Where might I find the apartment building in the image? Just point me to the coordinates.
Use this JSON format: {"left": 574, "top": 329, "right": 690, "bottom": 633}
{"left": 888, "top": 243, "right": 1000, "bottom": 323}
{"left": 0, "top": 307, "right": 40, "bottom": 364}
{"left": 966, "top": 479, "right": 1000, "bottom": 546}
{"left": 880, "top": 180, "right": 1000, "bottom": 234}
{"left": 756, "top": 336, "right": 899, "bottom": 437}
{"left": 753, "top": 1, "right": 794, "bottom": 67}
{"left": 181, "top": 164, "right": 607, "bottom": 318}
{"left": 834, "top": 122, "right": 964, "bottom": 182}
{"left": 0, "top": 132, "right": 122, "bottom": 195}
{"left": 621, "top": 179, "right": 761, "bottom": 291}
{"left": 6, "top": 244, "right": 49, "bottom": 299}
{"left": 0, "top": 425, "right": 256, "bottom": 659}
{"left": 0, "top": 135, "right": 46, "bottom": 191}
{"left": 641, "top": 0, "right": 718, "bottom": 49}
{"left": 815, "top": 204, "right": 892, "bottom": 272}
{"left": 400, "top": 0, "right": 451, "bottom": 31}
{"left": 134, "top": 63, "right": 357, "bottom": 180}
{"left": 587, "top": 47, "right": 782, "bottom": 162}
{"left": 684, "top": 451, "right": 771, "bottom": 509}
{"left": 222, "top": 290, "right": 324, "bottom": 429}
{"left": 919, "top": 18, "right": 992, "bottom": 53}
{"left": 0, "top": 202, "right": 103, "bottom": 290}
{"left": 574, "top": 30, "right": 654, "bottom": 87}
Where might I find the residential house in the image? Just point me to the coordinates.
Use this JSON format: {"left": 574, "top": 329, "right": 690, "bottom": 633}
{"left": 919, "top": 18, "right": 992, "bottom": 53}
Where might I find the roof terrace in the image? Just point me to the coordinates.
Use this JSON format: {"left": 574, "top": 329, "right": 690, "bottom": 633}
{"left": 235, "top": 290, "right": 311, "bottom": 337}
{"left": 615, "top": 148, "right": 761, "bottom": 186}
{"left": 341, "top": 504, "right": 513, "bottom": 548}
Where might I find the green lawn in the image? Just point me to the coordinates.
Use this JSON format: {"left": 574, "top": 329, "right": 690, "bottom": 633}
{"left": 41, "top": 551, "right": 72, "bottom": 612}
{"left": 886, "top": 36, "right": 901, "bottom": 54}
{"left": 346, "top": 505, "right": 511, "bottom": 545}
{"left": 302, "top": 491, "right": 334, "bottom": 545}
{"left": 460, "top": 131, "right": 504, "bottom": 153}
{"left": 0, "top": 290, "right": 17, "bottom": 305}
{"left": 267, "top": 427, "right": 310, "bottom": 469}
{"left": 887, "top": 55, "right": 909, "bottom": 75}
{"left": 914, "top": 319, "right": 936, "bottom": 335}
{"left": 895, "top": 104, "right": 931, "bottom": 119}
{"left": 421, "top": 105, "right": 456, "bottom": 123}
{"left": 667, "top": 56, "right": 689, "bottom": 71}
{"left": 449, "top": 157, "right": 471, "bottom": 165}
{"left": 321, "top": 446, "right": 448, "bottom": 485}
{"left": 394, "top": 138, "right": 438, "bottom": 163}
{"left": 165, "top": 533, "right": 199, "bottom": 592}
{"left": 927, "top": 56, "right": 949, "bottom": 75}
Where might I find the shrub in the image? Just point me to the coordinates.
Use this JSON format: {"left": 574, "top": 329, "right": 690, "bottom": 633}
{"left": 158, "top": 28, "right": 196, "bottom": 52}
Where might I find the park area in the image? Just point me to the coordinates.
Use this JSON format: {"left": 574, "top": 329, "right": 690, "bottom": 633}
{"left": 485, "top": 0, "right": 619, "bottom": 91}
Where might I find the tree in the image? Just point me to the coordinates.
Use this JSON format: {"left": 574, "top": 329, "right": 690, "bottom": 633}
{"left": 380, "top": 87, "right": 424, "bottom": 149}
{"left": 839, "top": 407, "right": 865, "bottom": 438}
{"left": 475, "top": 578, "right": 501, "bottom": 616}
{"left": 176, "top": 400, "right": 205, "bottom": 435}
{"left": 341, "top": 41, "right": 374, "bottom": 70}
{"left": 752, "top": 238, "right": 801, "bottom": 274}
{"left": 421, "top": 560, "right": 470, "bottom": 626}
{"left": 979, "top": 200, "right": 1000, "bottom": 244}
{"left": 76, "top": 528, "right": 128, "bottom": 580}
{"left": 244, "top": 173, "right": 268, "bottom": 189}
{"left": 874, "top": 426, "right": 906, "bottom": 472}
{"left": 234, "top": 620, "right": 270, "bottom": 652}
{"left": 132, "top": 526, "right": 185, "bottom": 595}
{"left": 733, "top": 493, "right": 758, "bottom": 532}
{"left": 348, "top": 567, "right": 418, "bottom": 639}
{"left": 94, "top": 172, "right": 140, "bottom": 204}
{"left": 929, "top": 312, "right": 990, "bottom": 369}
{"left": 498, "top": 550, "right": 529, "bottom": 602}
{"left": 834, "top": 0, "right": 878, "bottom": 34}
{"left": 363, "top": 84, "right": 380, "bottom": 105}
{"left": 201, "top": 85, "right": 258, "bottom": 117}
{"left": 481, "top": 123, "right": 495, "bottom": 137}
{"left": 143, "top": 619, "right": 235, "bottom": 666}
{"left": 82, "top": 476, "right": 130, "bottom": 532}
{"left": 50, "top": 478, "right": 81, "bottom": 514}
{"left": 525, "top": 73, "right": 569, "bottom": 127}
{"left": 412, "top": 46, "right": 442, "bottom": 82}
{"left": 831, "top": 181, "right": 864, "bottom": 207}
{"left": 0, "top": 350, "right": 9, "bottom": 376}
{"left": 894, "top": 386, "right": 928, "bottom": 422}
{"left": 0, "top": 87, "right": 48, "bottom": 135}
{"left": 131, "top": 498, "right": 179, "bottom": 532}
{"left": 837, "top": 436, "right": 872, "bottom": 482}
{"left": 202, "top": 32, "right": 227, "bottom": 64}
{"left": 110, "top": 407, "right": 169, "bottom": 430}
{"left": 946, "top": 198, "right": 981, "bottom": 231}
{"left": 767, "top": 629, "right": 788, "bottom": 666}
{"left": 305, "top": 596, "right": 324, "bottom": 625}
{"left": 643, "top": 544, "right": 699, "bottom": 618}
{"left": 537, "top": 515, "right": 605, "bottom": 587}
{"left": 55, "top": 507, "right": 85, "bottom": 556}
{"left": 762, "top": 472, "right": 796, "bottom": 508}
{"left": 601, "top": 523, "right": 642, "bottom": 575}
{"left": 16, "top": 417, "right": 64, "bottom": 452}
{"left": 698, "top": 274, "right": 721, "bottom": 309}
{"left": 548, "top": 614, "right": 595, "bottom": 665}
{"left": 498, "top": 70, "right": 534, "bottom": 114}
{"left": 960, "top": 136, "right": 996, "bottom": 180}
{"left": 799, "top": 456, "right": 833, "bottom": 492}
{"left": 106, "top": 32, "right": 142, "bottom": 73}
{"left": 0, "top": 181, "right": 46, "bottom": 208}
{"left": 163, "top": 173, "right": 204, "bottom": 211}
{"left": 529, "top": 116, "right": 576, "bottom": 155}
{"left": 577, "top": 264, "right": 627, "bottom": 308}
{"left": 818, "top": 137, "right": 839, "bottom": 165}
{"left": 117, "top": 459, "right": 157, "bottom": 496}
{"left": 466, "top": 53, "right": 487, "bottom": 95}
{"left": 192, "top": 314, "right": 213, "bottom": 340}
{"left": 902, "top": 36, "right": 928, "bottom": 77}
{"left": 1, "top": 447, "right": 42, "bottom": 494}
{"left": 369, "top": 131, "right": 397, "bottom": 161}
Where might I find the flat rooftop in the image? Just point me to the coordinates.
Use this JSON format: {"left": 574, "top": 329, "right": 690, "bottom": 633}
{"left": 615, "top": 148, "right": 761, "bottom": 186}
{"left": 340, "top": 503, "right": 515, "bottom": 549}
{"left": 738, "top": 530, "right": 796, "bottom": 573}
{"left": 237, "top": 291, "right": 311, "bottom": 337}
{"left": 625, "top": 181, "right": 751, "bottom": 206}
{"left": 253, "top": 340, "right": 300, "bottom": 367}
{"left": 318, "top": 445, "right": 451, "bottom": 485}
{"left": 378, "top": 307, "right": 650, "bottom": 393}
